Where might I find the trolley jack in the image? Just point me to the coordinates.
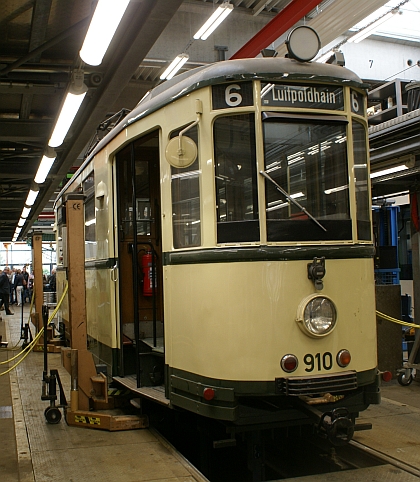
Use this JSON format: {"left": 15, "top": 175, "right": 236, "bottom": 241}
{"left": 21, "top": 322, "right": 33, "bottom": 350}
{"left": 40, "top": 305, "right": 67, "bottom": 424}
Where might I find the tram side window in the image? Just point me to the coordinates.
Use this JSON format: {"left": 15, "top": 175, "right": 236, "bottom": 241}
{"left": 263, "top": 118, "right": 351, "bottom": 241}
{"left": 84, "top": 172, "right": 97, "bottom": 259}
{"left": 171, "top": 126, "right": 201, "bottom": 248}
{"left": 214, "top": 114, "right": 259, "bottom": 243}
{"left": 353, "top": 121, "right": 371, "bottom": 240}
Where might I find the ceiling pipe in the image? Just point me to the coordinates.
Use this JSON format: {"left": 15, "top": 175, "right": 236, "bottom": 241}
{"left": 230, "top": 0, "right": 324, "bottom": 59}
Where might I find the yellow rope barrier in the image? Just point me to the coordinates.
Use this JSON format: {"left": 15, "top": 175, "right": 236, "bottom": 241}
{"left": 376, "top": 310, "right": 420, "bottom": 329}
{"left": 0, "top": 282, "right": 68, "bottom": 375}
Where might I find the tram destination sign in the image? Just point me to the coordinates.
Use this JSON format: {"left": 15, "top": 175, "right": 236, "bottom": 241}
{"left": 261, "top": 83, "right": 344, "bottom": 110}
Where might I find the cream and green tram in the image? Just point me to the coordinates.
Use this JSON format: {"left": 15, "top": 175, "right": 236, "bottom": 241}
{"left": 55, "top": 55, "right": 380, "bottom": 441}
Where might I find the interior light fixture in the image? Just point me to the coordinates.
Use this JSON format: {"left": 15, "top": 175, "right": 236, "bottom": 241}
{"left": 370, "top": 164, "right": 408, "bottom": 179}
{"left": 325, "top": 184, "right": 349, "bottom": 195}
{"left": 21, "top": 206, "right": 31, "bottom": 219}
{"left": 372, "top": 190, "right": 409, "bottom": 203}
{"left": 49, "top": 70, "right": 87, "bottom": 148}
{"left": 14, "top": 227, "right": 22, "bottom": 237}
{"left": 17, "top": 218, "right": 26, "bottom": 227}
{"left": 25, "top": 185, "right": 40, "bottom": 206}
{"left": 79, "top": 0, "right": 130, "bottom": 66}
{"left": 13, "top": 228, "right": 21, "bottom": 241}
{"left": 35, "top": 148, "right": 57, "bottom": 184}
{"left": 193, "top": 2, "right": 234, "bottom": 40}
{"left": 160, "top": 53, "right": 189, "bottom": 80}
{"left": 347, "top": 10, "right": 397, "bottom": 44}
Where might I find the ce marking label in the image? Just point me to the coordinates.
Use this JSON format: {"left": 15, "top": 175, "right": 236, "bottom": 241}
{"left": 72, "top": 202, "right": 82, "bottom": 210}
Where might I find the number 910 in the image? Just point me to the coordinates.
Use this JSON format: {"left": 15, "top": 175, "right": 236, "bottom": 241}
{"left": 304, "top": 352, "right": 333, "bottom": 372}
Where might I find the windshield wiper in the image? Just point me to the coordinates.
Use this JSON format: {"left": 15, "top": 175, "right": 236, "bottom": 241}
{"left": 260, "top": 170, "right": 327, "bottom": 232}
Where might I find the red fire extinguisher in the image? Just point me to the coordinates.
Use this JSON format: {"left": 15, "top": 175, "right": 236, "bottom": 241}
{"left": 142, "top": 251, "right": 154, "bottom": 296}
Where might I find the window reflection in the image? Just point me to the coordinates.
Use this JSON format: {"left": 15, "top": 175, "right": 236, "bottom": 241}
{"left": 263, "top": 118, "right": 351, "bottom": 241}
{"left": 214, "top": 114, "right": 259, "bottom": 243}
{"left": 171, "top": 126, "right": 201, "bottom": 248}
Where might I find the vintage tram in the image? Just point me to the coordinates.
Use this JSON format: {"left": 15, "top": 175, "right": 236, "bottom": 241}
{"left": 55, "top": 32, "right": 380, "bottom": 447}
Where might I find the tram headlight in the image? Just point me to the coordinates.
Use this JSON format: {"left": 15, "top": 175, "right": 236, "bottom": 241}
{"left": 297, "top": 295, "right": 337, "bottom": 337}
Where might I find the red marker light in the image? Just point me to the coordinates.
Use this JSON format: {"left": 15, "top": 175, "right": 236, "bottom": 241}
{"left": 337, "top": 349, "right": 351, "bottom": 368}
{"left": 381, "top": 371, "right": 392, "bottom": 382}
{"left": 203, "top": 388, "right": 215, "bottom": 401}
{"left": 281, "top": 354, "right": 298, "bottom": 373}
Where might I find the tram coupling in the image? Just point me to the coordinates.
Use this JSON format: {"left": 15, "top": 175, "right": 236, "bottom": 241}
{"left": 318, "top": 408, "right": 354, "bottom": 446}
{"left": 297, "top": 400, "right": 355, "bottom": 446}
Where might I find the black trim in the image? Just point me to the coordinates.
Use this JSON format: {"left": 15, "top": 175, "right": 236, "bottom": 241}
{"left": 168, "top": 366, "right": 379, "bottom": 423}
{"left": 217, "top": 220, "right": 260, "bottom": 243}
{"left": 163, "top": 244, "right": 374, "bottom": 266}
{"left": 267, "top": 219, "right": 352, "bottom": 242}
{"left": 262, "top": 112, "right": 348, "bottom": 123}
{"left": 85, "top": 258, "right": 118, "bottom": 269}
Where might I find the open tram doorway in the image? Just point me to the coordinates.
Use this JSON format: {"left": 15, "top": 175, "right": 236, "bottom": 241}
{"left": 115, "top": 130, "right": 164, "bottom": 388}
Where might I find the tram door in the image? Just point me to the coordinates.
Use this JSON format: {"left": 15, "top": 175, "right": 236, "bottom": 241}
{"left": 115, "top": 130, "right": 164, "bottom": 385}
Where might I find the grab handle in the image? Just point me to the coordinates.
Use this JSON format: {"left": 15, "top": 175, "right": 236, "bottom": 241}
{"left": 111, "top": 261, "right": 118, "bottom": 282}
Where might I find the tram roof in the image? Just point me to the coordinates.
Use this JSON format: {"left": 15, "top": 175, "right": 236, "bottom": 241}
{"left": 53, "top": 57, "right": 366, "bottom": 202}
{"left": 86, "top": 57, "right": 363, "bottom": 157}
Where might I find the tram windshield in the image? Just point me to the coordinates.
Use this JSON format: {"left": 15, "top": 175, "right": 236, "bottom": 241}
{"left": 263, "top": 116, "right": 351, "bottom": 242}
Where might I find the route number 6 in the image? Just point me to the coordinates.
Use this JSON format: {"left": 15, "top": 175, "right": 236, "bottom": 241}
{"left": 225, "top": 84, "right": 242, "bottom": 107}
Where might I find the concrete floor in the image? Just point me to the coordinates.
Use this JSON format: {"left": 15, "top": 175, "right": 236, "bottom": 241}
{"left": 1, "top": 307, "right": 420, "bottom": 482}
{"left": 1, "top": 307, "right": 208, "bottom": 482}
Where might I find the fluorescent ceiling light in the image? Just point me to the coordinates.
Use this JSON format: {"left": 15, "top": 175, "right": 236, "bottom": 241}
{"left": 15, "top": 226, "right": 22, "bottom": 235}
{"left": 21, "top": 206, "right": 31, "bottom": 219}
{"left": 25, "top": 187, "right": 39, "bottom": 207}
{"left": 348, "top": 10, "right": 396, "bottom": 43}
{"left": 79, "top": 0, "right": 130, "bottom": 66}
{"left": 316, "top": 50, "right": 334, "bottom": 63}
{"left": 372, "top": 190, "right": 409, "bottom": 202}
{"left": 17, "top": 218, "right": 26, "bottom": 227}
{"left": 325, "top": 184, "right": 349, "bottom": 195}
{"left": 193, "top": 3, "right": 233, "bottom": 40}
{"left": 370, "top": 164, "right": 408, "bottom": 179}
{"left": 160, "top": 53, "right": 189, "bottom": 80}
{"left": 48, "top": 88, "right": 87, "bottom": 148}
{"left": 34, "top": 154, "right": 56, "bottom": 184}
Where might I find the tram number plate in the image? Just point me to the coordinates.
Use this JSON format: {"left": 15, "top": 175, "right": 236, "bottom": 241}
{"left": 304, "top": 352, "right": 333, "bottom": 372}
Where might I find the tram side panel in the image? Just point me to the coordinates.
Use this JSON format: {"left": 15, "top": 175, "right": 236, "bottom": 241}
{"left": 55, "top": 146, "right": 120, "bottom": 370}
{"left": 85, "top": 148, "right": 120, "bottom": 371}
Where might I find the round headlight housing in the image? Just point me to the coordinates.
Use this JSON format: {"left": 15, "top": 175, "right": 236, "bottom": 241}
{"left": 297, "top": 295, "right": 337, "bottom": 337}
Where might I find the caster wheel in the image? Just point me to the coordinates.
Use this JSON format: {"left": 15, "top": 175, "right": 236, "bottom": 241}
{"left": 45, "top": 406, "right": 62, "bottom": 424}
{"left": 397, "top": 372, "right": 413, "bottom": 386}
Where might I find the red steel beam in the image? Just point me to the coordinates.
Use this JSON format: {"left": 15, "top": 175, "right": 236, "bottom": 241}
{"left": 230, "top": 0, "right": 324, "bottom": 59}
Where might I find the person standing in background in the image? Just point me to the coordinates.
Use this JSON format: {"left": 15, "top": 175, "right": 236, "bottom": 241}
{"left": 0, "top": 267, "right": 14, "bottom": 315}
{"left": 22, "top": 266, "right": 29, "bottom": 302}
{"left": 9, "top": 267, "right": 16, "bottom": 305}
{"left": 14, "top": 269, "right": 24, "bottom": 306}
{"left": 28, "top": 271, "right": 34, "bottom": 302}
{"left": 48, "top": 269, "right": 56, "bottom": 303}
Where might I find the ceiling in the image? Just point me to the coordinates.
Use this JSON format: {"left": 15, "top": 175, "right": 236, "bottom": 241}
{"left": 1, "top": 0, "right": 418, "bottom": 243}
